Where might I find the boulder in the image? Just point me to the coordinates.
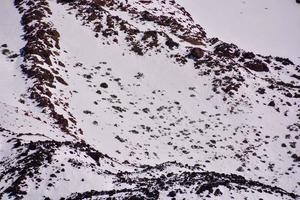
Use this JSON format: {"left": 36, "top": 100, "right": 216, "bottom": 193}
{"left": 214, "top": 43, "right": 240, "bottom": 58}
{"left": 189, "top": 48, "right": 204, "bottom": 59}
{"left": 244, "top": 60, "right": 269, "bottom": 72}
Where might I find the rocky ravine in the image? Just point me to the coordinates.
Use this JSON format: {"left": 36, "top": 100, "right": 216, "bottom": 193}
{"left": 0, "top": 0, "right": 299, "bottom": 199}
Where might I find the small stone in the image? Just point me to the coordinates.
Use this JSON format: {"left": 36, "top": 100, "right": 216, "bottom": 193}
{"left": 167, "top": 191, "right": 176, "bottom": 197}
{"left": 100, "top": 82, "right": 108, "bottom": 88}
{"left": 268, "top": 101, "right": 275, "bottom": 107}
{"left": 236, "top": 166, "right": 244, "bottom": 172}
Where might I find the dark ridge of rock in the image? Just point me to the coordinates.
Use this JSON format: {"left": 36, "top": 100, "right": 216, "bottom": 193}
{"left": 63, "top": 162, "right": 299, "bottom": 200}
{"left": 14, "top": 0, "right": 78, "bottom": 137}
{"left": 0, "top": 137, "right": 114, "bottom": 199}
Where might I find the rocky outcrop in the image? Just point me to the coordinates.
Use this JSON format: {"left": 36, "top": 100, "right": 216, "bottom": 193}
{"left": 14, "top": 0, "right": 78, "bottom": 137}
{"left": 63, "top": 162, "right": 298, "bottom": 200}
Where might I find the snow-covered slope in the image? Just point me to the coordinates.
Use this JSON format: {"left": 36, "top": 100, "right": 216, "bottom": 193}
{"left": 176, "top": 0, "right": 300, "bottom": 63}
{"left": 0, "top": 0, "right": 299, "bottom": 199}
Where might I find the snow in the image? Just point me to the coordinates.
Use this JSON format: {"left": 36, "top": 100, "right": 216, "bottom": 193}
{"left": 0, "top": 0, "right": 25, "bottom": 51}
{"left": 0, "top": 0, "right": 26, "bottom": 107}
{"left": 176, "top": 0, "right": 300, "bottom": 64}
{"left": 47, "top": 0, "right": 299, "bottom": 193}
{"left": 0, "top": 0, "right": 299, "bottom": 199}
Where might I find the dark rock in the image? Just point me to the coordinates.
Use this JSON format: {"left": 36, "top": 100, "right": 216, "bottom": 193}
{"left": 50, "top": 174, "right": 57, "bottom": 178}
{"left": 127, "top": 195, "right": 144, "bottom": 200}
{"left": 83, "top": 110, "right": 93, "bottom": 114}
{"left": 140, "top": 11, "right": 156, "bottom": 21}
{"left": 189, "top": 48, "right": 204, "bottom": 59}
{"left": 131, "top": 44, "right": 143, "bottom": 55}
{"left": 244, "top": 60, "right": 269, "bottom": 72}
{"left": 56, "top": 76, "right": 68, "bottom": 85}
{"left": 165, "top": 37, "right": 179, "bottom": 49}
{"left": 291, "top": 154, "right": 300, "bottom": 162}
{"left": 167, "top": 191, "right": 176, "bottom": 197}
{"left": 268, "top": 101, "right": 275, "bottom": 107}
{"left": 236, "top": 166, "right": 244, "bottom": 172}
{"left": 214, "top": 43, "right": 240, "bottom": 58}
{"left": 57, "top": 0, "right": 77, "bottom": 3}
{"left": 275, "top": 57, "right": 294, "bottom": 65}
{"left": 142, "top": 108, "right": 150, "bottom": 113}
{"left": 242, "top": 51, "right": 255, "bottom": 59}
{"left": 256, "top": 88, "right": 265, "bottom": 94}
{"left": 196, "top": 184, "right": 213, "bottom": 194}
{"left": 28, "top": 142, "right": 36, "bottom": 150}
{"left": 112, "top": 106, "right": 126, "bottom": 112}
{"left": 214, "top": 188, "right": 223, "bottom": 196}
{"left": 83, "top": 74, "right": 92, "bottom": 79}
{"left": 291, "top": 74, "right": 300, "bottom": 80}
{"left": 100, "top": 82, "right": 108, "bottom": 88}
{"left": 209, "top": 37, "right": 219, "bottom": 45}
{"left": 115, "top": 135, "right": 126, "bottom": 143}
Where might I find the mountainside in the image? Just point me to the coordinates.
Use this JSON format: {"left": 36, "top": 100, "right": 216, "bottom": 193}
{"left": 176, "top": 0, "right": 300, "bottom": 63}
{"left": 0, "top": 0, "right": 299, "bottom": 199}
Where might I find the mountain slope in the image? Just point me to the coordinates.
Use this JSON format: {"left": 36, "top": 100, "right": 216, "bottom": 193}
{"left": 176, "top": 0, "right": 300, "bottom": 63}
{"left": 0, "top": 0, "right": 299, "bottom": 199}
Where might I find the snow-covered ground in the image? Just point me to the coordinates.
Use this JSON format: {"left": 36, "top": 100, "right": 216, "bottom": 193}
{"left": 176, "top": 0, "right": 300, "bottom": 63}
{"left": 0, "top": 0, "right": 299, "bottom": 199}
{"left": 0, "top": 0, "right": 26, "bottom": 107}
